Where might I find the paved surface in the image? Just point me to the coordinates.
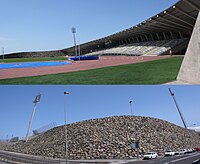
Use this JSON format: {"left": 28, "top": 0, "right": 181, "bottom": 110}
{"left": 0, "top": 149, "right": 199, "bottom": 164}
{"left": 70, "top": 153, "right": 200, "bottom": 164}
{"left": 0, "top": 56, "right": 172, "bottom": 80}
{"left": 126, "top": 153, "right": 200, "bottom": 164}
{"left": 165, "top": 80, "right": 191, "bottom": 85}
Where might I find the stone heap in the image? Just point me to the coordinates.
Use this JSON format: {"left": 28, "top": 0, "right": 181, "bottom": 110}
{"left": 2, "top": 116, "right": 200, "bottom": 159}
{"left": 0, "top": 141, "right": 11, "bottom": 150}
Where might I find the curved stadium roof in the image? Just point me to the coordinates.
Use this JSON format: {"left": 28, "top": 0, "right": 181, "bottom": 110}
{"left": 65, "top": 0, "right": 200, "bottom": 55}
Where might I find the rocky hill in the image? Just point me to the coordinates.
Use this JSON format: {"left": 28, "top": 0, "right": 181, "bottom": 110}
{"left": 2, "top": 116, "right": 200, "bottom": 159}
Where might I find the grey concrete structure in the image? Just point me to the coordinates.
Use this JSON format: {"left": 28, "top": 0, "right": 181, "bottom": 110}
{"left": 64, "top": 0, "right": 200, "bottom": 56}
{"left": 3, "top": 0, "right": 200, "bottom": 59}
{"left": 177, "top": 11, "right": 200, "bottom": 84}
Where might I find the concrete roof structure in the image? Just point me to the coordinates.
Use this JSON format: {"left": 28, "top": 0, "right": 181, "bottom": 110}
{"left": 64, "top": 0, "right": 200, "bottom": 55}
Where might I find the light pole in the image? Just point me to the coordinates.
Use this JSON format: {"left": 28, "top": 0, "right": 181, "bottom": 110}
{"left": 129, "top": 100, "right": 133, "bottom": 116}
{"left": 26, "top": 93, "right": 41, "bottom": 142}
{"left": 78, "top": 37, "right": 81, "bottom": 60}
{"left": 72, "top": 27, "right": 77, "bottom": 57}
{"left": 168, "top": 88, "right": 187, "bottom": 129}
{"left": 1, "top": 47, "right": 4, "bottom": 60}
{"left": 64, "top": 91, "right": 70, "bottom": 164}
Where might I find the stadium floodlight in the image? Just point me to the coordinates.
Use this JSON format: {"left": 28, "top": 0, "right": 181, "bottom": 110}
{"left": 129, "top": 100, "right": 133, "bottom": 116}
{"left": 168, "top": 88, "right": 187, "bottom": 129}
{"left": 173, "top": 6, "right": 176, "bottom": 9}
{"left": 72, "top": 27, "right": 77, "bottom": 57}
{"left": 26, "top": 93, "right": 42, "bottom": 142}
{"left": 164, "top": 11, "right": 167, "bottom": 14}
{"left": 64, "top": 91, "right": 70, "bottom": 164}
{"left": 72, "top": 27, "right": 76, "bottom": 34}
{"left": 78, "top": 37, "right": 81, "bottom": 60}
{"left": 33, "top": 94, "right": 41, "bottom": 103}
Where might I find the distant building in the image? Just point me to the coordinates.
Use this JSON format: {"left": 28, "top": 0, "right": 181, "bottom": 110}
{"left": 10, "top": 137, "right": 19, "bottom": 143}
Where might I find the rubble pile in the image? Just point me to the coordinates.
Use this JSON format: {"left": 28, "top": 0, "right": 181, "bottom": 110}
{"left": 2, "top": 116, "right": 200, "bottom": 159}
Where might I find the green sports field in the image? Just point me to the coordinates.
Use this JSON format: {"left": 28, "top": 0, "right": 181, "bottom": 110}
{"left": 0, "top": 57, "right": 67, "bottom": 63}
{"left": 0, "top": 57, "right": 183, "bottom": 84}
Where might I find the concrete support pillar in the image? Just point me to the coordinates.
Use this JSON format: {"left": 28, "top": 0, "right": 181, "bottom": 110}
{"left": 136, "top": 37, "right": 140, "bottom": 42}
{"left": 128, "top": 38, "right": 132, "bottom": 44}
{"left": 179, "top": 32, "right": 183, "bottom": 39}
{"left": 133, "top": 38, "right": 137, "bottom": 43}
{"left": 140, "top": 36, "right": 144, "bottom": 42}
{"left": 163, "top": 32, "right": 167, "bottom": 40}
{"left": 132, "top": 38, "right": 136, "bottom": 43}
{"left": 150, "top": 34, "right": 154, "bottom": 41}
{"left": 145, "top": 35, "right": 148, "bottom": 41}
{"left": 156, "top": 33, "right": 160, "bottom": 40}
{"left": 170, "top": 32, "right": 174, "bottom": 39}
{"left": 177, "top": 12, "right": 200, "bottom": 84}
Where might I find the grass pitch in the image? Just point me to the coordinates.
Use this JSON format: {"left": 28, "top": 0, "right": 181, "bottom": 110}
{"left": 0, "top": 57, "right": 67, "bottom": 63}
{"left": 0, "top": 56, "right": 183, "bottom": 84}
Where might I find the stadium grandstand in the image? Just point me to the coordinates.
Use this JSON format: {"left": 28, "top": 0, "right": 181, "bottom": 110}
{"left": 64, "top": 0, "right": 200, "bottom": 57}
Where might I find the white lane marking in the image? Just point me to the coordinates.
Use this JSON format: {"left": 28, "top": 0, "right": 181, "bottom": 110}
{"left": 147, "top": 161, "right": 154, "bottom": 164}
{"left": 170, "top": 153, "right": 200, "bottom": 163}
{"left": 160, "top": 158, "right": 168, "bottom": 161}
{"left": 110, "top": 161, "right": 129, "bottom": 164}
{"left": 193, "top": 159, "right": 200, "bottom": 163}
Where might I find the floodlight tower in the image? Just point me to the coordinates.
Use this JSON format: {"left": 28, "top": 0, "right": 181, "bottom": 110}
{"left": 64, "top": 91, "right": 70, "bottom": 164}
{"left": 72, "top": 27, "right": 77, "bottom": 57}
{"left": 78, "top": 37, "right": 81, "bottom": 59}
{"left": 129, "top": 100, "right": 133, "bottom": 116}
{"left": 1, "top": 47, "right": 4, "bottom": 60}
{"left": 26, "top": 93, "right": 41, "bottom": 142}
{"left": 168, "top": 88, "right": 187, "bottom": 129}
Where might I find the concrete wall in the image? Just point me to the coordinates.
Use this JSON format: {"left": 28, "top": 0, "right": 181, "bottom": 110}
{"left": 177, "top": 12, "right": 200, "bottom": 84}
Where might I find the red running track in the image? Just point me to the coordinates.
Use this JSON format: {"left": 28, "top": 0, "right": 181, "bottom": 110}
{"left": 0, "top": 56, "right": 172, "bottom": 80}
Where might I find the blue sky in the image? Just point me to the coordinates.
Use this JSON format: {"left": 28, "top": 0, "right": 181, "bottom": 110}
{"left": 0, "top": 0, "right": 178, "bottom": 54}
{"left": 0, "top": 85, "right": 199, "bottom": 139}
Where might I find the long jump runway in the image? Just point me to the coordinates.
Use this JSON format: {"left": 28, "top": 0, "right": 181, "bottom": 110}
{"left": 0, "top": 56, "right": 172, "bottom": 80}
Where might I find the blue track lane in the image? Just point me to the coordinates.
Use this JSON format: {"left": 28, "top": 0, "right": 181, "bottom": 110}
{"left": 0, "top": 61, "right": 72, "bottom": 69}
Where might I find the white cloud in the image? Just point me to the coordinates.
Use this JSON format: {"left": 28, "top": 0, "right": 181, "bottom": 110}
{"left": 188, "top": 126, "right": 200, "bottom": 134}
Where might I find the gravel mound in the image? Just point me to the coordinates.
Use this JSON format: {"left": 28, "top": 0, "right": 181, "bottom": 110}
{"left": 2, "top": 116, "right": 200, "bottom": 159}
